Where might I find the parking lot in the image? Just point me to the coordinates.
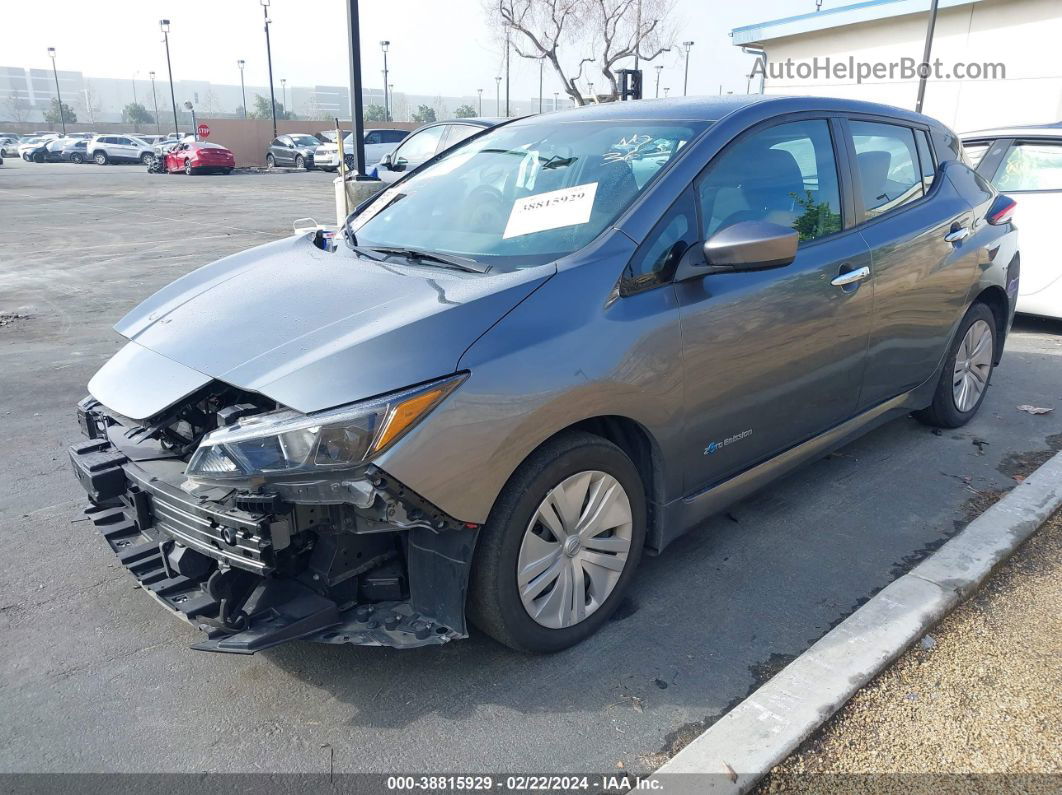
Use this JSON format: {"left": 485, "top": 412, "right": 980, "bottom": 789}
{"left": 1, "top": 158, "right": 1060, "bottom": 775}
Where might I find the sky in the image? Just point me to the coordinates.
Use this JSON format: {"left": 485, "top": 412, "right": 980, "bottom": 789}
{"left": 0, "top": 0, "right": 849, "bottom": 100}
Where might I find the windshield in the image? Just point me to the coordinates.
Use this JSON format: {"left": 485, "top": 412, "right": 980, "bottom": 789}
{"left": 351, "top": 118, "right": 709, "bottom": 268}
{"left": 290, "top": 134, "right": 319, "bottom": 147}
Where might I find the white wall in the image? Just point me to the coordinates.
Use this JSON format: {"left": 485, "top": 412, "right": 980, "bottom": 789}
{"left": 756, "top": 0, "right": 1062, "bottom": 133}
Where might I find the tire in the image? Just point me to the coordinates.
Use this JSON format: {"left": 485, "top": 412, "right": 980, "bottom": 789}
{"left": 184, "top": 160, "right": 194, "bottom": 176}
{"left": 266, "top": 154, "right": 275, "bottom": 169}
{"left": 70, "top": 152, "right": 84, "bottom": 164}
{"left": 468, "top": 431, "right": 646, "bottom": 653}
{"left": 32, "top": 151, "right": 45, "bottom": 163}
{"left": 344, "top": 154, "right": 356, "bottom": 171}
{"left": 140, "top": 152, "right": 154, "bottom": 165}
{"left": 914, "top": 302, "right": 997, "bottom": 429}
{"left": 295, "top": 155, "right": 305, "bottom": 170}
{"left": 93, "top": 151, "right": 108, "bottom": 165}
{"left": 223, "top": 168, "right": 233, "bottom": 175}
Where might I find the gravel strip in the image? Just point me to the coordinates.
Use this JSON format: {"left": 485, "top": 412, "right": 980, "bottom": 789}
{"left": 758, "top": 509, "right": 1062, "bottom": 791}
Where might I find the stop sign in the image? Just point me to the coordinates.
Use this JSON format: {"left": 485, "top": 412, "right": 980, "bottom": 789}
{"left": 197, "top": 123, "right": 210, "bottom": 139}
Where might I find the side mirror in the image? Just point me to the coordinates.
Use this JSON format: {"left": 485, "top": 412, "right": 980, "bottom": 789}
{"left": 676, "top": 221, "right": 798, "bottom": 282}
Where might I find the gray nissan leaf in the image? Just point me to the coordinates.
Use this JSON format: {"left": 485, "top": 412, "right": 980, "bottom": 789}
{"left": 70, "top": 96, "right": 1019, "bottom": 654}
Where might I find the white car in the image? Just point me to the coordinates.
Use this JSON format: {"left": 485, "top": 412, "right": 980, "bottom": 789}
{"left": 313, "top": 128, "right": 408, "bottom": 172}
{"left": 18, "top": 135, "right": 58, "bottom": 159}
{"left": 963, "top": 124, "right": 1062, "bottom": 319}
{"left": 87, "top": 134, "right": 156, "bottom": 165}
{"left": 0, "top": 133, "right": 19, "bottom": 156}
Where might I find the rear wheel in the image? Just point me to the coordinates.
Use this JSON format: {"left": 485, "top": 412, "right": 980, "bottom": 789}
{"left": 468, "top": 431, "right": 646, "bottom": 653}
{"left": 266, "top": 153, "right": 275, "bottom": 169}
{"left": 70, "top": 152, "right": 84, "bottom": 164}
{"left": 93, "top": 151, "right": 108, "bottom": 165}
{"left": 914, "top": 302, "right": 997, "bottom": 428}
{"left": 140, "top": 152, "right": 154, "bottom": 165}
{"left": 184, "top": 159, "right": 194, "bottom": 176}
{"left": 32, "top": 151, "right": 44, "bottom": 163}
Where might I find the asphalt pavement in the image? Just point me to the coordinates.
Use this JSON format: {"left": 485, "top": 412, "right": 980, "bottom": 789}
{"left": 1, "top": 159, "right": 1060, "bottom": 775}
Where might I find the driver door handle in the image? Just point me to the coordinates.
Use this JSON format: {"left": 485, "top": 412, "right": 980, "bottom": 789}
{"left": 831, "top": 265, "right": 871, "bottom": 287}
{"left": 944, "top": 226, "right": 970, "bottom": 243}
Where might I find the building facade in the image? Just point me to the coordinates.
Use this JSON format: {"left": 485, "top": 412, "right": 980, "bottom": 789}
{"left": 731, "top": 0, "right": 1062, "bottom": 133}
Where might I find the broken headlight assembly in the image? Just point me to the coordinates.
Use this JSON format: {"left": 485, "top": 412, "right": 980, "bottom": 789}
{"left": 185, "top": 373, "right": 466, "bottom": 504}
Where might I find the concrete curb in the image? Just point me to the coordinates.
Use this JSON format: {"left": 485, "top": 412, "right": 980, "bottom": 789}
{"left": 650, "top": 448, "right": 1062, "bottom": 795}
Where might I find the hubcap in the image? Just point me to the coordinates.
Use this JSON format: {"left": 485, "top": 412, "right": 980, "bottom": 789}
{"left": 953, "top": 319, "right": 993, "bottom": 412}
{"left": 517, "top": 470, "right": 633, "bottom": 629}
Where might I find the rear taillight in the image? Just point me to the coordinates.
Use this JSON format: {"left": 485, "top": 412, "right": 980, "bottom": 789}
{"left": 988, "top": 195, "right": 1016, "bottom": 226}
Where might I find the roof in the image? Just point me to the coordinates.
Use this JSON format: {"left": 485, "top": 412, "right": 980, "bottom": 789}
{"left": 512, "top": 95, "right": 774, "bottom": 124}
{"left": 731, "top": 0, "right": 983, "bottom": 47}
{"left": 961, "top": 122, "right": 1062, "bottom": 139}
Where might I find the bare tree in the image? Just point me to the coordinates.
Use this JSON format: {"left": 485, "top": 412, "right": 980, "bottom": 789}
{"left": 200, "top": 88, "right": 222, "bottom": 116}
{"left": 489, "top": 0, "right": 676, "bottom": 106}
{"left": 4, "top": 94, "right": 32, "bottom": 123}
{"left": 78, "top": 82, "right": 102, "bottom": 125}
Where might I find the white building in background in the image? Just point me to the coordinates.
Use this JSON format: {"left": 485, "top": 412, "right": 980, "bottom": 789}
{"left": 731, "top": 0, "right": 1062, "bottom": 132}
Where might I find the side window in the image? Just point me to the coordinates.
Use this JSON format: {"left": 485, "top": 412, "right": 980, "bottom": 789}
{"left": 385, "top": 130, "right": 409, "bottom": 143}
{"left": 696, "top": 119, "right": 842, "bottom": 243}
{"left": 271, "top": 137, "right": 283, "bottom": 147}
{"left": 850, "top": 121, "right": 923, "bottom": 219}
{"left": 621, "top": 188, "right": 697, "bottom": 295}
{"left": 440, "top": 124, "right": 478, "bottom": 149}
{"left": 961, "top": 140, "right": 991, "bottom": 169}
{"left": 116, "top": 137, "right": 132, "bottom": 146}
{"left": 365, "top": 131, "right": 382, "bottom": 145}
{"left": 914, "top": 129, "right": 936, "bottom": 192}
{"left": 992, "top": 142, "right": 1062, "bottom": 191}
{"left": 395, "top": 125, "right": 446, "bottom": 164}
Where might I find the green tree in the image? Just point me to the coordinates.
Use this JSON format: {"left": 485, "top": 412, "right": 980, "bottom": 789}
{"left": 43, "top": 97, "right": 77, "bottom": 125}
{"left": 411, "top": 104, "right": 436, "bottom": 124}
{"left": 363, "top": 103, "right": 388, "bottom": 122}
{"left": 121, "top": 102, "right": 155, "bottom": 130}
{"left": 454, "top": 104, "right": 477, "bottom": 118}
{"left": 249, "top": 93, "right": 295, "bottom": 120}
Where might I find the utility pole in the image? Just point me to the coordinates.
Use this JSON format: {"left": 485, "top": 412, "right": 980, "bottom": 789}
{"left": 46, "top": 48, "right": 66, "bottom": 134}
{"left": 504, "top": 27, "right": 511, "bottom": 117}
{"left": 682, "top": 41, "right": 694, "bottom": 96}
{"left": 237, "top": 60, "right": 247, "bottom": 118}
{"left": 160, "top": 20, "right": 179, "bottom": 138}
{"left": 261, "top": 0, "right": 278, "bottom": 137}
{"left": 149, "top": 71, "right": 160, "bottom": 133}
{"left": 495, "top": 76, "right": 501, "bottom": 116}
{"left": 538, "top": 58, "right": 543, "bottom": 114}
{"left": 915, "top": 0, "right": 940, "bottom": 113}
{"left": 654, "top": 64, "right": 663, "bottom": 98}
{"left": 553, "top": 91, "right": 558, "bottom": 111}
{"left": 477, "top": 88, "right": 483, "bottom": 115}
{"left": 380, "top": 41, "right": 390, "bottom": 120}
{"left": 633, "top": 0, "right": 642, "bottom": 72}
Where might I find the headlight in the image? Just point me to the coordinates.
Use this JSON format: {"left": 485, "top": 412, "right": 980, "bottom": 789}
{"left": 185, "top": 374, "right": 465, "bottom": 481}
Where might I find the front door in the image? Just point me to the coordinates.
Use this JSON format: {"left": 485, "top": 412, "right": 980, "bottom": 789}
{"left": 679, "top": 117, "right": 873, "bottom": 493}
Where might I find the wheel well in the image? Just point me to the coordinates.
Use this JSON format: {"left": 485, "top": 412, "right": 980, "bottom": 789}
{"left": 973, "top": 284, "right": 1009, "bottom": 365}
{"left": 564, "top": 415, "right": 665, "bottom": 553}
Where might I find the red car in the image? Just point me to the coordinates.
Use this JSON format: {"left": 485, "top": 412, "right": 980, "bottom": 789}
{"left": 163, "top": 140, "right": 235, "bottom": 175}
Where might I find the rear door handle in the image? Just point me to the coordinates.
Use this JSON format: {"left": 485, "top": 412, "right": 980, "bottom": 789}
{"left": 831, "top": 265, "right": 871, "bottom": 287}
{"left": 944, "top": 226, "right": 970, "bottom": 243}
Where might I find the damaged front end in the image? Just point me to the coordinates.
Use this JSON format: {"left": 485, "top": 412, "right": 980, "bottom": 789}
{"left": 69, "top": 375, "right": 479, "bottom": 654}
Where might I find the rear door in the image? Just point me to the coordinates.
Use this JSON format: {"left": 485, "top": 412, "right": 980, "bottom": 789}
{"left": 271, "top": 136, "right": 290, "bottom": 165}
{"left": 980, "top": 138, "right": 1062, "bottom": 306}
{"left": 845, "top": 118, "right": 978, "bottom": 407}
{"left": 680, "top": 116, "right": 874, "bottom": 491}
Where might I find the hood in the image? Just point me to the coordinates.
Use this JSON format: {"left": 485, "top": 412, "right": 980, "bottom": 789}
{"left": 106, "top": 234, "right": 552, "bottom": 414}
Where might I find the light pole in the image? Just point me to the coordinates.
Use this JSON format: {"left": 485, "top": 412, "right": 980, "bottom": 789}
{"left": 261, "top": 0, "right": 278, "bottom": 138}
{"left": 477, "top": 88, "right": 483, "bottom": 115}
{"left": 503, "top": 25, "right": 511, "bottom": 117}
{"left": 149, "top": 71, "right": 160, "bottom": 133}
{"left": 553, "top": 91, "right": 558, "bottom": 111}
{"left": 184, "top": 101, "right": 197, "bottom": 141}
{"left": 682, "top": 40, "right": 694, "bottom": 96}
{"left": 495, "top": 76, "right": 501, "bottom": 116}
{"left": 46, "top": 47, "right": 66, "bottom": 134}
{"left": 237, "top": 60, "right": 247, "bottom": 118}
{"left": 389, "top": 84, "right": 395, "bottom": 119}
{"left": 915, "top": 0, "right": 941, "bottom": 113}
{"left": 380, "top": 40, "right": 390, "bottom": 121}
{"left": 160, "top": 20, "right": 179, "bottom": 138}
{"left": 281, "top": 77, "right": 287, "bottom": 114}
{"left": 654, "top": 64, "right": 663, "bottom": 98}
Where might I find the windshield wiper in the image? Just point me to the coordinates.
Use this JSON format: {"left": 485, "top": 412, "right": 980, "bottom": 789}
{"left": 366, "top": 246, "right": 489, "bottom": 273}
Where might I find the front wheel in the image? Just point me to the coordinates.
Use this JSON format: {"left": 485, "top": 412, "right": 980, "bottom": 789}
{"left": 914, "top": 302, "right": 997, "bottom": 429}
{"left": 468, "top": 431, "right": 646, "bottom": 653}
{"left": 32, "top": 151, "right": 45, "bottom": 163}
{"left": 295, "top": 155, "right": 306, "bottom": 170}
{"left": 344, "top": 154, "right": 356, "bottom": 171}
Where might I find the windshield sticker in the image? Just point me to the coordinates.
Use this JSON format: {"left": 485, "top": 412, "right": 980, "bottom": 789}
{"left": 502, "top": 182, "right": 598, "bottom": 239}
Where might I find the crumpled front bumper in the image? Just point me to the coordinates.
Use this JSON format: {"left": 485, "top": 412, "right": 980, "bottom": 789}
{"left": 69, "top": 407, "right": 479, "bottom": 653}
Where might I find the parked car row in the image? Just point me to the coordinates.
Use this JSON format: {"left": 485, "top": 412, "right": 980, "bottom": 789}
{"left": 10, "top": 131, "right": 237, "bottom": 175}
